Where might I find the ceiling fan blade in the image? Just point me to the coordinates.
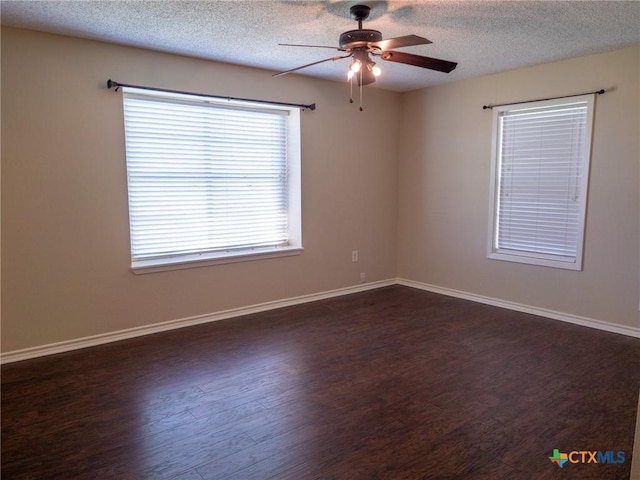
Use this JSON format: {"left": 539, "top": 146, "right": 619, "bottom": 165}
{"left": 273, "top": 55, "right": 351, "bottom": 77}
{"left": 279, "top": 43, "right": 345, "bottom": 51}
{"left": 379, "top": 51, "right": 457, "bottom": 73}
{"left": 371, "top": 35, "right": 432, "bottom": 51}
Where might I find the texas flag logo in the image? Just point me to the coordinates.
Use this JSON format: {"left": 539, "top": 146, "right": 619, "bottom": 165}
{"left": 549, "top": 449, "right": 569, "bottom": 468}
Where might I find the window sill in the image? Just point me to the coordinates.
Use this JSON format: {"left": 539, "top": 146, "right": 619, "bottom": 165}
{"left": 488, "top": 250, "right": 582, "bottom": 271}
{"left": 131, "top": 246, "right": 303, "bottom": 275}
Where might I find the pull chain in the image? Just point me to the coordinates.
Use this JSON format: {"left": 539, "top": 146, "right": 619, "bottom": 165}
{"left": 359, "top": 69, "right": 363, "bottom": 111}
{"left": 349, "top": 74, "right": 354, "bottom": 104}
{"left": 360, "top": 69, "right": 362, "bottom": 111}
{"left": 346, "top": 69, "right": 364, "bottom": 111}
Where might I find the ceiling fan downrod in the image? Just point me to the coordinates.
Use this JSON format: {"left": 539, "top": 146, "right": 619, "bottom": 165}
{"left": 340, "top": 4, "right": 382, "bottom": 48}
{"left": 350, "top": 4, "right": 371, "bottom": 29}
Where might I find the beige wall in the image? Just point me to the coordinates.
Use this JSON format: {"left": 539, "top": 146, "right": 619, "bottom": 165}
{"left": 397, "top": 45, "right": 640, "bottom": 330}
{"left": 1, "top": 28, "right": 400, "bottom": 352}
{"left": 2, "top": 27, "right": 638, "bottom": 354}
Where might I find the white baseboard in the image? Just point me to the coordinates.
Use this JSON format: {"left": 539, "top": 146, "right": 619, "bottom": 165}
{"left": 397, "top": 278, "right": 640, "bottom": 339}
{"left": 3, "top": 277, "right": 637, "bottom": 364}
{"left": 0, "top": 279, "right": 396, "bottom": 364}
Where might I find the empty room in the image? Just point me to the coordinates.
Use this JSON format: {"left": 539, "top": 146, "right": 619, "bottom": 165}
{"left": 1, "top": 1, "right": 639, "bottom": 479}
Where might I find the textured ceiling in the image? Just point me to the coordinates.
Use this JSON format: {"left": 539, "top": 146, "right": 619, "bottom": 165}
{"left": 2, "top": 0, "right": 639, "bottom": 92}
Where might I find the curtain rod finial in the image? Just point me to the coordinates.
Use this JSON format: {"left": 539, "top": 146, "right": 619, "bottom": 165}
{"left": 107, "top": 79, "right": 120, "bottom": 91}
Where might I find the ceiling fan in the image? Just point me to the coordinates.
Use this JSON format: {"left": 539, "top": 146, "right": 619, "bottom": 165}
{"left": 274, "top": 4, "right": 457, "bottom": 88}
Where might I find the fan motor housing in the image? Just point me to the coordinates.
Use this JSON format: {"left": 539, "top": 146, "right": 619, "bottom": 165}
{"left": 339, "top": 29, "right": 382, "bottom": 49}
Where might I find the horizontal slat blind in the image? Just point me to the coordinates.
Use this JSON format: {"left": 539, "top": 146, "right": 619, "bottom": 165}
{"left": 497, "top": 102, "right": 588, "bottom": 260}
{"left": 122, "top": 89, "right": 290, "bottom": 261}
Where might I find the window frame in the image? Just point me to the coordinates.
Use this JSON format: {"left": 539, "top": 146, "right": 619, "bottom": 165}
{"left": 487, "top": 94, "right": 595, "bottom": 271}
{"left": 121, "top": 87, "right": 303, "bottom": 274}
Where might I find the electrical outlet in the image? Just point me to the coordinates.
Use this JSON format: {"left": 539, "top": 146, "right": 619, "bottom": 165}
{"left": 352, "top": 250, "right": 359, "bottom": 262}
{"left": 360, "top": 272, "right": 366, "bottom": 283}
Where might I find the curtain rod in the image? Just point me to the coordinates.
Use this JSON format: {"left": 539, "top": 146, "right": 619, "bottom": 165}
{"left": 482, "top": 89, "right": 605, "bottom": 110}
{"left": 106, "top": 79, "right": 316, "bottom": 111}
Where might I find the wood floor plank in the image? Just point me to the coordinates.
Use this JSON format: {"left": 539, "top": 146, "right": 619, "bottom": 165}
{"left": 2, "top": 286, "right": 638, "bottom": 479}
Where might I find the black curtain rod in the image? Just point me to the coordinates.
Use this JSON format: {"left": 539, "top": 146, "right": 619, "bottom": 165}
{"left": 106, "top": 79, "right": 316, "bottom": 111}
{"left": 482, "top": 89, "right": 605, "bottom": 110}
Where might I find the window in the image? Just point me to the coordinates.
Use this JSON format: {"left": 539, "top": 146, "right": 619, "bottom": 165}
{"left": 488, "top": 94, "right": 595, "bottom": 270}
{"left": 121, "top": 87, "right": 302, "bottom": 273}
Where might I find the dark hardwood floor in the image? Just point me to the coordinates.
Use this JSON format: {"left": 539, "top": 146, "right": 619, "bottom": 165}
{"left": 2, "top": 286, "right": 639, "bottom": 479}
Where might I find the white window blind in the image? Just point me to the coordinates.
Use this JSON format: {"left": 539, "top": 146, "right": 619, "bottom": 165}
{"left": 121, "top": 87, "right": 301, "bottom": 270}
{"left": 488, "top": 95, "right": 594, "bottom": 270}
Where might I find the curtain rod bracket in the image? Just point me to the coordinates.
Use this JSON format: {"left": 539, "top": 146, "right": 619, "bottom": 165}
{"left": 106, "top": 79, "right": 316, "bottom": 111}
{"left": 483, "top": 89, "right": 605, "bottom": 110}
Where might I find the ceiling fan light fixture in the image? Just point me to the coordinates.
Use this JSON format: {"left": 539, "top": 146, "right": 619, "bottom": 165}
{"left": 349, "top": 59, "right": 362, "bottom": 73}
